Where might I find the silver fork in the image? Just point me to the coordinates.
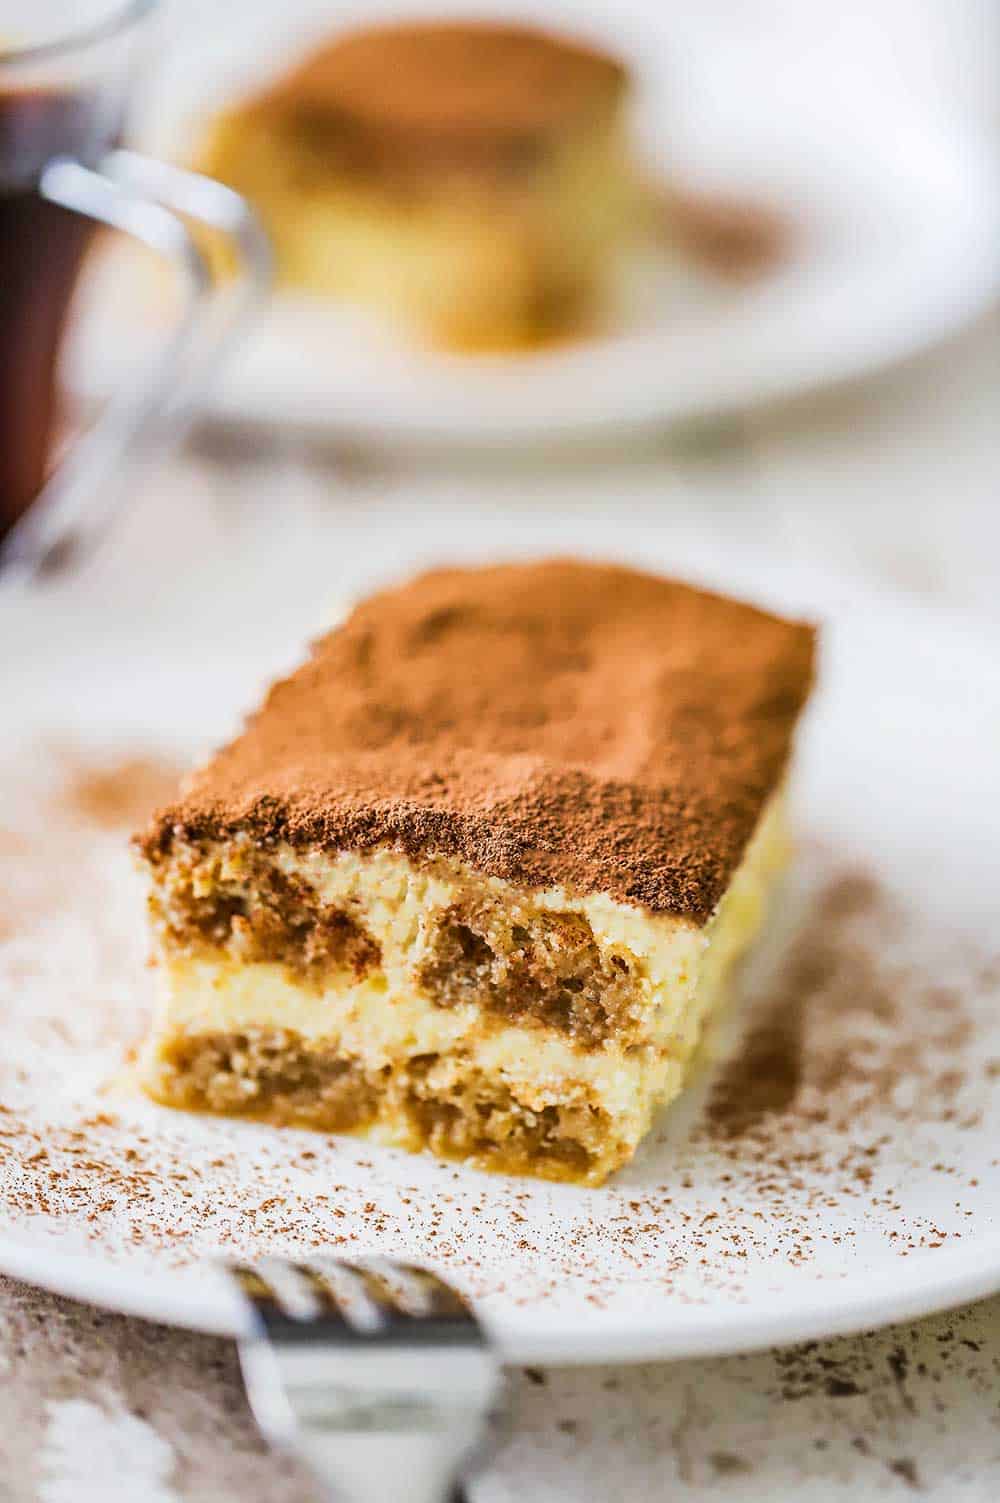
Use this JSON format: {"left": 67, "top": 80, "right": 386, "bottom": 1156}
{"left": 226, "top": 1258, "right": 504, "bottom": 1503}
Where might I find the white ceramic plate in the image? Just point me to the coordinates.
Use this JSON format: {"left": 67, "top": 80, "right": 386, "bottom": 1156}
{"left": 65, "top": 0, "right": 1000, "bottom": 443}
{"left": 1, "top": 557, "right": 998, "bottom": 1365}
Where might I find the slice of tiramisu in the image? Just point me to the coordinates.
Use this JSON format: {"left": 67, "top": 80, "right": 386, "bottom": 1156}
{"left": 137, "top": 562, "right": 815, "bottom": 1184}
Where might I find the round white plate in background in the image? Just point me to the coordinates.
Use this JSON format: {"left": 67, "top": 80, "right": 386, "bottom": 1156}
{"left": 64, "top": 0, "right": 1000, "bottom": 443}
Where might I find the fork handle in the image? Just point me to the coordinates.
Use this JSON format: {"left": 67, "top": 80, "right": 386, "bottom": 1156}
{"left": 238, "top": 1336, "right": 496, "bottom": 1503}
{"left": 295, "top": 1427, "right": 476, "bottom": 1503}
{"left": 230, "top": 1260, "right": 501, "bottom": 1503}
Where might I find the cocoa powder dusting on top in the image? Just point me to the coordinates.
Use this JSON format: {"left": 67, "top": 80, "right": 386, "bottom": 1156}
{"left": 141, "top": 561, "right": 816, "bottom": 923}
{"left": 255, "top": 21, "right": 627, "bottom": 147}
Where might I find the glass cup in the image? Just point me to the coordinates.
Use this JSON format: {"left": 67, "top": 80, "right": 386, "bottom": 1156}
{"left": 0, "top": 0, "right": 270, "bottom": 577}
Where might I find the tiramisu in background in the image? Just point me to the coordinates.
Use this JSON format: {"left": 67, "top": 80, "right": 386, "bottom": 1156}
{"left": 193, "top": 20, "right": 638, "bottom": 349}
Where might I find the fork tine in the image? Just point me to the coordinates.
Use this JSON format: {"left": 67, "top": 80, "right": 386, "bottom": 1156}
{"left": 231, "top": 1260, "right": 323, "bottom": 1331}
{"left": 393, "top": 1264, "right": 472, "bottom": 1319}
{"left": 260, "top": 1259, "right": 324, "bottom": 1321}
{"left": 294, "top": 1260, "right": 386, "bottom": 1334}
{"left": 230, "top": 1262, "right": 273, "bottom": 1305}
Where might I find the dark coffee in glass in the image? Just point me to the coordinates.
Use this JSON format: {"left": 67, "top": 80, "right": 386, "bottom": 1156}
{"left": 0, "top": 86, "right": 120, "bottom": 533}
{"left": 0, "top": 4, "right": 267, "bottom": 574}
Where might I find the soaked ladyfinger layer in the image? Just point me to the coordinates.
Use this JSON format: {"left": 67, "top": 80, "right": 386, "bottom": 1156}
{"left": 141, "top": 795, "right": 788, "bottom": 1184}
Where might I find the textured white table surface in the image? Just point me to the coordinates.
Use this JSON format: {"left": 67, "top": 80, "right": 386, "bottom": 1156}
{"left": 1, "top": 308, "right": 998, "bottom": 1499}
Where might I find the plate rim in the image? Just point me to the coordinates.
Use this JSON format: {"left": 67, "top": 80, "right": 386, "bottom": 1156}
{"left": 1, "top": 1231, "right": 998, "bottom": 1364}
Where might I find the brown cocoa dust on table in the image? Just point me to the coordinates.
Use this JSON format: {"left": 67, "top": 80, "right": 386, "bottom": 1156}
{"left": 57, "top": 753, "right": 183, "bottom": 830}
{"left": 0, "top": 743, "right": 998, "bottom": 1315}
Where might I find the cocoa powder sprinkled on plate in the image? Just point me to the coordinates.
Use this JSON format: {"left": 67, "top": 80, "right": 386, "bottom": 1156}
{"left": 0, "top": 744, "right": 998, "bottom": 1321}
